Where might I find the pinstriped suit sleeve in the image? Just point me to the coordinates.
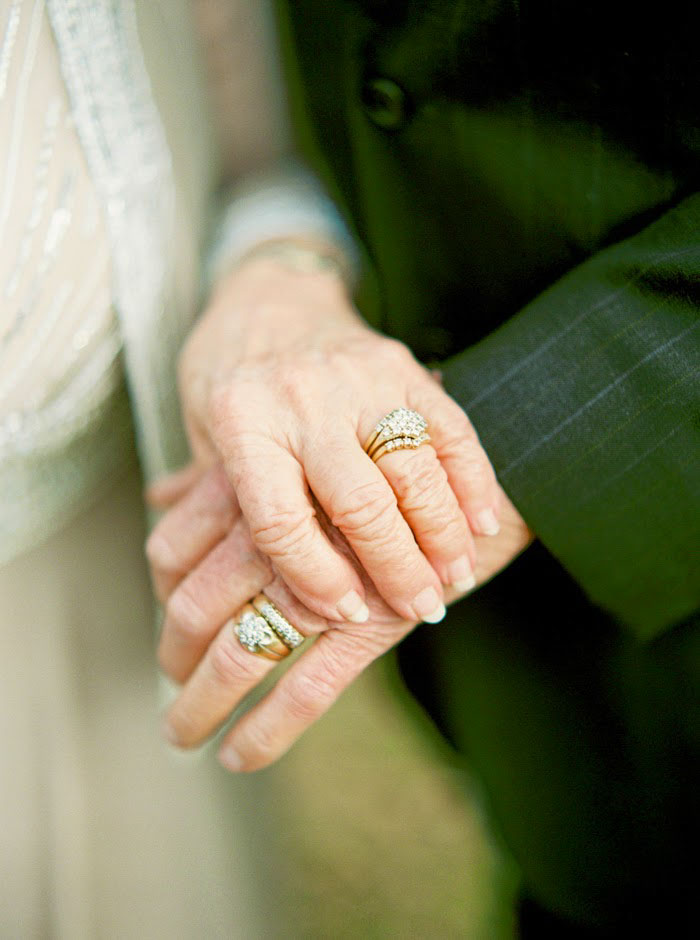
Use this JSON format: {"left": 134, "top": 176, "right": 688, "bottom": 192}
{"left": 441, "top": 192, "right": 700, "bottom": 641}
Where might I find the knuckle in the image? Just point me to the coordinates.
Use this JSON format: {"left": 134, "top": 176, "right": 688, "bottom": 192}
{"left": 277, "top": 364, "right": 309, "bottom": 406}
{"left": 392, "top": 454, "right": 446, "bottom": 510}
{"left": 393, "top": 457, "right": 470, "bottom": 541}
{"left": 165, "top": 585, "right": 207, "bottom": 642}
{"left": 439, "top": 425, "right": 497, "bottom": 487}
{"left": 442, "top": 422, "right": 487, "bottom": 460}
{"left": 439, "top": 417, "right": 480, "bottom": 454}
{"left": 419, "top": 512, "right": 467, "bottom": 548}
{"left": 238, "top": 720, "right": 278, "bottom": 763}
{"left": 209, "top": 633, "right": 255, "bottom": 685}
{"left": 145, "top": 530, "right": 180, "bottom": 574}
{"left": 250, "top": 507, "right": 315, "bottom": 558}
{"left": 379, "top": 337, "right": 415, "bottom": 369}
{"left": 166, "top": 711, "right": 197, "bottom": 748}
{"left": 457, "top": 449, "right": 494, "bottom": 488}
{"left": 207, "top": 380, "right": 250, "bottom": 439}
{"left": 203, "top": 465, "right": 235, "bottom": 507}
{"left": 437, "top": 510, "right": 469, "bottom": 541}
{"left": 284, "top": 669, "right": 337, "bottom": 722}
{"left": 318, "top": 636, "right": 361, "bottom": 678}
{"left": 331, "top": 481, "right": 397, "bottom": 539}
{"left": 153, "top": 572, "right": 178, "bottom": 609}
{"left": 330, "top": 630, "right": 376, "bottom": 660}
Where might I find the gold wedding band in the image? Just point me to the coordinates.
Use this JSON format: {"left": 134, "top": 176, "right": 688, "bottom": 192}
{"left": 235, "top": 595, "right": 305, "bottom": 659}
{"left": 252, "top": 593, "right": 305, "bottom": 650}
{"left": 363, "top": 408, "right": 430, "bottom": 463}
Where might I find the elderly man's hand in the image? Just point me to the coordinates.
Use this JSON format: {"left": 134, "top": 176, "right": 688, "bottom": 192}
{"left": 147, "top": 466, "right": 532, "bottom": 772}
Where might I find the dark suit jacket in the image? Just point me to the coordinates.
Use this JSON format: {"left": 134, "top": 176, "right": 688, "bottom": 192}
{"left": 274, "top": 0, "right": 699, "bottom": 928}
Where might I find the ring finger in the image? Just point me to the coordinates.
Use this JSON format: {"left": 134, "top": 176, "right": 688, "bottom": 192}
{"left": 374, "top": 443, "right": 477, "bottom": 591}
{"left": 163, "top": 586, "right": 314, "bottom": 749}
{"left": 158, "top": 519, "right": 272, "bottom": 684}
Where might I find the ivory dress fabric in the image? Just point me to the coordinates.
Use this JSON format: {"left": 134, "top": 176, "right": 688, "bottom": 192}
{"left": 0, "top": 0, "right": 118, "bottom": 443}
{"left": 0, "top": 2, "right": 260, "bottom": 936}
{"left": 0, "top": 0, "right": 348, "bottom": 935}
{"left": 0, "top": 0, "right": 135, "bottom": 566}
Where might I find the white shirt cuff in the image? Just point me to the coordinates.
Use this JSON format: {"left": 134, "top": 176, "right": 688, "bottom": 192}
{"left": 205, "top": 160, "right": 360, "bottom": 291}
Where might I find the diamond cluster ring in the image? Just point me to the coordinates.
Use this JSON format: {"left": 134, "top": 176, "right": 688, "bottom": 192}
{"left": 234, "top": 593, "right": 305, "bottom": 660}
{"left": 363, "top": 408, "right": 430, "bottom": 463}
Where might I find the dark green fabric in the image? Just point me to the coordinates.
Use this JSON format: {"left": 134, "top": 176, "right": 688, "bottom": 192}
{"left": 398, "top": 544, "right": 699, "bottom": 931}
{"left": 273, "top": 0, "right": 699, "bottom": 929}
{"left": 440, "top": 194, "right": 700, "bottom": 640}
{"left": 276, "top": 0, "right": 699, "bottom": 639}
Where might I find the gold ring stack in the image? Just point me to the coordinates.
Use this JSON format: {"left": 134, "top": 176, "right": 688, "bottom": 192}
{"left": 364, "top": 408, "right": 430, "bottom": 463}
{"left": 234, "top": 593, "right": 305, "bottom": 660}
{"left": 252, "top": 593, "right": 305, "bottom": 649}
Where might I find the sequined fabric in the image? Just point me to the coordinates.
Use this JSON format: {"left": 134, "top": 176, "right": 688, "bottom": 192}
{"left": 0, "top": 0, "right": 210, "bottom": 563}
{"left": 0, "top": 0, "right": 134, "bottom": 562}
{"left": 0, "top": 0, "right": 121, "bottom": 455}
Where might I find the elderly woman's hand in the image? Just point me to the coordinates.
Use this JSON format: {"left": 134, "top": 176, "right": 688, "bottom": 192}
{"left": 168, "top": 245, "right": 502, "bottom": 627}
{"left": 147, "top": 465, "right": 532, "bottom": 772}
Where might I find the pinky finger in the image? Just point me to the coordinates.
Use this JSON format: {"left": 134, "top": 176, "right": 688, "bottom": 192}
{"left": 217, "top": 628, "right": 387, "bottom": 773}
{"left": 422, "top": 391, "right": 502, "bottom": 537}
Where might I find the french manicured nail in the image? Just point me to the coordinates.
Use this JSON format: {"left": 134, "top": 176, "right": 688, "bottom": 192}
{"left": 476, "top": 508, "right": 500, "bottom": 536}
{"left": 218, "top": 744, "right": 243, "bottom": 772}
{"left": 447, "top": 556, "right": 476, "bottom": 592}
{"left": 337, "top": 589, "right": 370, "bottom": 623}
{"left": 412, "top": 587, "right": 446, "bottom": 623}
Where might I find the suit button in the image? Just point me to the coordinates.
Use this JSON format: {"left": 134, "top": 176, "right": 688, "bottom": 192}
{"left": 361, "top": 77, "right": 408, "bottom": 130}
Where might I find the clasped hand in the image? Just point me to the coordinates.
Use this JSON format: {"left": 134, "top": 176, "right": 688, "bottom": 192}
{"left": 146, "top": 252, "right": 532, "bottom": 771}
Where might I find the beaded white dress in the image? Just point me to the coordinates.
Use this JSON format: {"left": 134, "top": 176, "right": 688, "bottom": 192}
{"left": 0, "top": 1, "right": 350, "bottom": 935}
{"left": 0, "top": 0, "right": 134, "bottom": 566}
{"left": 0, "top": 1, "right": 118, "bottom": 448}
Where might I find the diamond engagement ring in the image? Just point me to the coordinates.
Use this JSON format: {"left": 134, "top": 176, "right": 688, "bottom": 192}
{"left": 234, "top": 595, "right": 306, "bottom": 660}
{"left": 234, "top": 607, "right": 290, "bottom": 660}
{"left": 363, "top": 408, "right": 430, "bottom": 463}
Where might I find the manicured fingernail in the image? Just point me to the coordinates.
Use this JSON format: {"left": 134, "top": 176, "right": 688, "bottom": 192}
{"left": 412, "top": 587, "right": 446, "bottom": 623}
{"left": 447, "top": 556, "right": 476, "bottom": 592}
{"left": 337, "top": 590, "right": 370, "bottom": 623}
{"left": 476, "top": 508, "right": 500, "bottom": 536}
{"left": 218, "top": 744, "right": 243, "bottom": 772}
